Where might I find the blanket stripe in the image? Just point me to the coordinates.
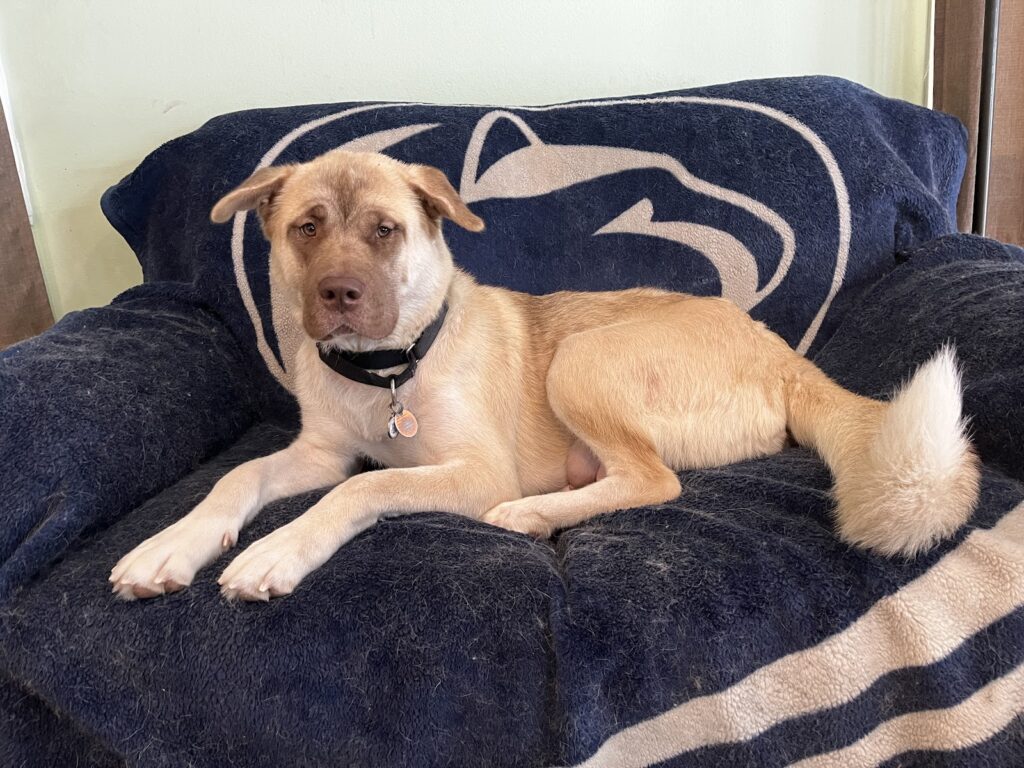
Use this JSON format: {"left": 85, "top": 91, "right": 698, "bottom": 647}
{"left": 565, "top": 502, "right": 1024, "bottom": 768}
{"left": 790, "top": 662, "right": 1024, "bottom": 768}
{"left": 661, "top": 609, "right": 1024, "bottom": 767}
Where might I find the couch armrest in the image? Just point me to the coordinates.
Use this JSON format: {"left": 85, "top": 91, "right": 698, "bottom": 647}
{"left": 0, "top": 285, "right": 268, "bottom": 598}
{"left": 813, "top": 234, "right": 1024, "bottom": 482}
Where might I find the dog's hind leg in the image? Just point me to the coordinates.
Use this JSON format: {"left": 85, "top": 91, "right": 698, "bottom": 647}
{"left": 483, "top": 448, "right": 680, "bottom": 537}
{"left": 482, "top": 325, "right": 682, "bottom": 537}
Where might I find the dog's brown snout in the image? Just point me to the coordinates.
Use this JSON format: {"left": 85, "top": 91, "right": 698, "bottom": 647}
{"left": 318, "top": 276, "right": 365, "bottom": 311}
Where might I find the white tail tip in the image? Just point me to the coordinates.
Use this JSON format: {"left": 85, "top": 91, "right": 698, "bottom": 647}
{"left": 836, "top": 346, "right": 980, "bottom": 557}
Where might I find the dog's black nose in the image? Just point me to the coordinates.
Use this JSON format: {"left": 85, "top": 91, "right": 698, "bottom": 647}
{"left": 318, "top": 276, "right": 365, "bottom": 311}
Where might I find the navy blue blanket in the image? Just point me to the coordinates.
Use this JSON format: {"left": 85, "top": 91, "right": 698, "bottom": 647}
{"left": 3, "top": 236, "right": 1023, "bottom": 766}
{"left": 101, "top": 75, "right": 964, "bottom": 405}
{"left": 2, "top": 77, "right": 1022, "bottom": 766}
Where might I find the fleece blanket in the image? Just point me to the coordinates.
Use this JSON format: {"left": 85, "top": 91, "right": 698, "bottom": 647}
{"left": 1, "top": 234, "right": 1022, "bottom": 767}
{"left": 99, "top": 75, "right": 965, "bottom": 411}
{"left": 0, "top": 76, "right": 1019, "bottom": 765}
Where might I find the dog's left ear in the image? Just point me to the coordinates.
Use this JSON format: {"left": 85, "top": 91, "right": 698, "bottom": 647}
{"left": 406, "top": 164, "right": 485, "bottom": 232}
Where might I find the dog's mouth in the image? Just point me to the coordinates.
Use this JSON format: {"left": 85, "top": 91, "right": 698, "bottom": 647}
{"left": 305, "top": 309, "right": 399, "bottom": 344}
{"left": 316, "top": 322, "right": 356, "bottom": 343}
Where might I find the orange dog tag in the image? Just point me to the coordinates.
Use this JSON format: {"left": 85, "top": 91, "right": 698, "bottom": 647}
{"left": 395, "top": 409, "right": 418, "bottom": 438}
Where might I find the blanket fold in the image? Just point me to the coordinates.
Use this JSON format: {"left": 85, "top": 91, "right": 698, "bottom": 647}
{"left": 0, "top": 287, "right": 266, "bottom": 600}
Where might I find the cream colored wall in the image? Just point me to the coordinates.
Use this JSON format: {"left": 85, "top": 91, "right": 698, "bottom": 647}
{"left": 0, "top": 0, "right": 933, "bottom": 318}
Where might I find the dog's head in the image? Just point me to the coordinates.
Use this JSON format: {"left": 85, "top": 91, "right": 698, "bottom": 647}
{"left": 211, "top": 150, "right": 484, "bottom": 346}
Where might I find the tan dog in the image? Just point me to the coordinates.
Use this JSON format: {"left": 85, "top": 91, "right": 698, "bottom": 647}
{"left": 111, "top": 150, "right": 981, "bottom": 601}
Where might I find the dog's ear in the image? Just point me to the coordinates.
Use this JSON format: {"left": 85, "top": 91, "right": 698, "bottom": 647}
{"left": 406, "top": 164, "right": 485, "bottom": 232}
{"left": 210, "top": 166, "right": 293, "bottom": 224}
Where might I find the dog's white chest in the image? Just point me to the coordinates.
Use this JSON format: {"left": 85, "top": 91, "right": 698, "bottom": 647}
{"left": 300, "top": 360, "right": 457, "bottom": 468}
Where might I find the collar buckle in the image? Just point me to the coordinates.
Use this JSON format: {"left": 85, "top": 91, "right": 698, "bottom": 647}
{"left": 403, "top": 347, "right": 419, "bottom": 378}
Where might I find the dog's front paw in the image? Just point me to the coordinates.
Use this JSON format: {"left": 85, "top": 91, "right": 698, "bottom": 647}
{"left": 218, "top": 524, "right": 317, "bottom": 601}
{"left": 110, "top": 515, "right": 238, "bottom": 600}
{"left": 482, "top": 500, "right": 555, "bottom": 538}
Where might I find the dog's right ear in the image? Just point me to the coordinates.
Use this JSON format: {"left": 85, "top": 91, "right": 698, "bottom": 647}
{"left": 210, "top": 166, "right": 293, "bottom": 224}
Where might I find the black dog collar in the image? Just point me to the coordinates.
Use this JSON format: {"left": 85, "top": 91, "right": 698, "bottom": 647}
{"left": 317, "top": 303, "right": 448, "bottom": 389}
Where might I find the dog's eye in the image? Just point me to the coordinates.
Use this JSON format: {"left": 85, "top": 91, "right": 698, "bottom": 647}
{"left": 376, "top": 224, "right": 393, "bottom": 238}
{"left": 299, "top": 222, "right": 317, "bottom": 237}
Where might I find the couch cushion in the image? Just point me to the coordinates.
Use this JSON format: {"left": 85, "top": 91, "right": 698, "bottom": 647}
{"left": 813, "top": 234, "right": 1024, "bottom": 483}
{"left": 550, "top": 457, "right": 1023, "bottom": 766}
{"left": 3, "top": 439, "right": 1021, "bottom": 767}
{"left": 0, "top": 286, "right": 268, "bottom": 601}
{"left": 1, "top": 423, "right": 564, "bottom": 768}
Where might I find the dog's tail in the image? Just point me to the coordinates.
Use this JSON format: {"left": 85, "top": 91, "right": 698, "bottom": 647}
{"left": 784, "top": 346, "right": 980, "bottom": 557}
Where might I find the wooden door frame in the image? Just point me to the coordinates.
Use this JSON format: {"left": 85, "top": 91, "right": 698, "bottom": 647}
{"left": 934, "top": 0, "right": 1023, "bottom": 244}
{"left": 0, "top": 98, "right": 53, "bottom": 347}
